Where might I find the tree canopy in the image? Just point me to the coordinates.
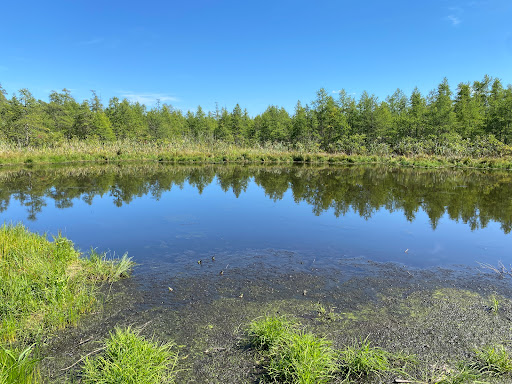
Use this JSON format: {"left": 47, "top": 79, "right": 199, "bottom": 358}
{"left": 1, "top": 76, "right": 511, "bottom": 150}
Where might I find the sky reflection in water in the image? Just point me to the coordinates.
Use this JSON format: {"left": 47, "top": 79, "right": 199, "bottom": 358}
{"left": 0, "top": 164, "right": 510, "bottom": 270}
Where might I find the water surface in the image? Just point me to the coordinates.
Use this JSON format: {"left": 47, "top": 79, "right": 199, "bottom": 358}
{"left": 0, "top": 163, "right": 510, "bottom": 272}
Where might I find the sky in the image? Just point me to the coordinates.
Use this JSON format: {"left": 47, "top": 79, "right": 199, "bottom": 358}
{"left": 1, "top": 0, "right": 511, "bottom": 115}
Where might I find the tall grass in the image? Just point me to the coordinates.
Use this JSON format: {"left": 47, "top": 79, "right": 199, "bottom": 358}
{"left": 470, "top": 345, "right": 512, "bottom": 376}
{"left": 267, "top": 331, "right": 337, "bottom": 384}
{"left": 0, "top": 344, "right": 40, "bottom": 384}
{"left": 0, "top": 223, "right": 135, "bottom": 342}
{"left": 247, "top": 316, "right": 296, "bottom": 350}
{"left": 247, "top": 317, "right": 419, "bottom": 384}
{"left": 0, "top": 223, "right": 135, "bottom": 383}
{"left": 1, "top": 138, "right": 512, "bottom": 169}
{"left": 83, "top": 249, "right": 135, "bottom": 282}
{"left": 338, "top": 337, "right": 416, "bottom": 382}
{"left": 247, "top": 317, "right": 337, "bottom": 384}
{"left": 81, "top": 327, "right": 179, "bottom": 384}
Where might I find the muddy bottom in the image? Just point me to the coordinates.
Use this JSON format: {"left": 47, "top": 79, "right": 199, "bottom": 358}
{"left": 41, "top": 258, "right": 512, "bottom": 383}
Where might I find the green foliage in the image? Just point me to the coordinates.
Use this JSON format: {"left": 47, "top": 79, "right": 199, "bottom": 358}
{"left": 470, "top": 345, "right": 512, "bottom": 376}
{"left": 267, "top": 331, "right": 337, "bottom": 384}
{"left": 83, "top": 250, "right": 135, "bottom": 282}
{"left": 0, "top": 344, "right": 41, "bottom": 384}
{"left": 0, "top": 224, "right": 133, "bottom": 342}
{"left": 338, "top": 337, "right": 416, "bottom": 382}
{"left": 247, "top": 317, "right": 336, "bottom": 384}
{"left": 1, "top": 75, "right": 512, "bottom": 156}
{"left": 247, "top": 316, "right": 295, "bottom": 350}
{"left": 490, "top": 294, "right": 500, "bottom": 314}
{"left": 81, "top": 327, "right": 179, "bottom": 384}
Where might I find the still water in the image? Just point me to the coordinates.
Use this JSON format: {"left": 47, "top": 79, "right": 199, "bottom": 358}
{"left": 0, "top": 163, "right": 511, "bottom": 271}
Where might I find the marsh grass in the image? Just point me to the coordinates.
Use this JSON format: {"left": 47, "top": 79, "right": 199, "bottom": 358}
{"left": 0, "top": 344, "right": 41, "bottom": 384}
{"left": 0, "top": 223, "right": 135, "bottom": 343}
{"left": 469, "top": 345, "right": 512, "bottom": 376}
{"left": 338, "top": 337, "right": 416, "bottom": 382}
{"left": 430, "top": 366, "right": 484, "bottom": 384}
{"left": 266, "top": 331, "right": 337, "bottom": 384}
{"left": 81, "top": 327, "right": 179, "bottom": 384}
{"left": 490, "top": 294, "right": 500, "bottom": 314}
{"left": 247, "top": 316, "right": 296, "bottom": 350}
{"left": 1, "top": 138, "right": 512, "bottom": 170}
{"left": 83, "top": 249, "right": 135, "bottom": 282}
{"left": 247, "top": 317, "right": 336, "bottom": 383}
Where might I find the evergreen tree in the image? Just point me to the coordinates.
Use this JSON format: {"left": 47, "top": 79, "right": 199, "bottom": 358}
{"left": 230, "top": 104, "right": 244, "bottom": 144}
{"left": 408, "top": 87, "right": 427, "bottom": 138}
{"left": 7, "top": 89, "right": 49, "bottom": 146}
{"left": 386, "top": 88, "right": 409, "bottom": 139}
{"left": 454, "top": 82, "right": 483, "bottom": 137}
{"left": 428, "top": 78, "right": 455, "bottom": 135}
{"left": 47, "top": 89, "right": 78, "bottom": 139}
{"left": 215, "top": 108, "right": 233, "bottom": 142}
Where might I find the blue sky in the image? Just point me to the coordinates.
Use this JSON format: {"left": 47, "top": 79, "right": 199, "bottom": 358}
{"left": 1, "top": 0, "right": 511, "bottom": 115}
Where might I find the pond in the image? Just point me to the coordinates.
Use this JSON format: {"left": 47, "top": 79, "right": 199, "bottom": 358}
{"left": 2, "top": 163, "right": 512, "bottom": 382}
{"left": 1, "top": 163, "right": 510, "bottom": 271}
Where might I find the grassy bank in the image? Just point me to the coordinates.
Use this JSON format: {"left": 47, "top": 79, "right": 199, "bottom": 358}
{"left": 0, "top": 223, "right": 134, "bottom": 382}
{"left": 1, "top": 139, "right": 512, "bottom": 170}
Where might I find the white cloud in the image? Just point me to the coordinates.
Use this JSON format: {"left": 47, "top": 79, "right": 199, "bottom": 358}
{"left": 120, "top": 92, "right": 179, "bottom": 105}
{"left": 332, "top": 90, "right": 356, "bottom": 96}
{"left": 447, "top": 15, "right": 461, "bottom": 25}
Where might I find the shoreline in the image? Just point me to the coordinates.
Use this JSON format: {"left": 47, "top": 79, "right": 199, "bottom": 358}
{"left": 1, "top": 142, "right": 512, "bottom": 171}
{"left": 41, "top": 258, "right": 512, "bottom": 383}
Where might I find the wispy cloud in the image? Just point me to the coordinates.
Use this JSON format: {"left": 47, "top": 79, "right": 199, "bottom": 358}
{"left": 447, "top": 15, "right": 461, "bottom": 26}
{"left": 78, "top": 38, "right": 104, "bottom": 46}
{"left": 120, "top": 92, "right": 179, "bottom": 105}
{"left": 332, "top": 90, "right": 356, "bottom": 96}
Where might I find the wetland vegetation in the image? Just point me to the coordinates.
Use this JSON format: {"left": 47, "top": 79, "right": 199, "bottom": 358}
{"left": 0, "top": 224, "right": 134, "bottom": 383}
{"left": 1, "top": 75, "right": 512, "bottom": 169}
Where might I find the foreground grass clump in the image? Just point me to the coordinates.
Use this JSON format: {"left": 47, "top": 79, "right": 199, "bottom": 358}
{"left": 267, "top": 331, "right": 337, "bottom": 384}
{"left": 247, "top": 315, "right": 296, "bottom": 350}
{"left": 248, "top": 317, "right": 336, "bottom": 384}
{"left": 81, "top": 327, "right": 179, "bottom": 384}
{"left": 247, "top": 317, "right": 419, "bottom": 384}
{"left": 0, "top": 223, "right": 134, "bottom": 342}
{"left": 338, "top": 338, "right": 416, "bottom": 382}
{"left": 470, "top": 345, "right": 512, "bottom": 376}
{"left": 0, "top": 344, "right": 40, "bottom": 384}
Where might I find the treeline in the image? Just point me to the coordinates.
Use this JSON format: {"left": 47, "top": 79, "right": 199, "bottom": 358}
{"left": 0, "top": 75, "right": 511, "bottom": 153}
